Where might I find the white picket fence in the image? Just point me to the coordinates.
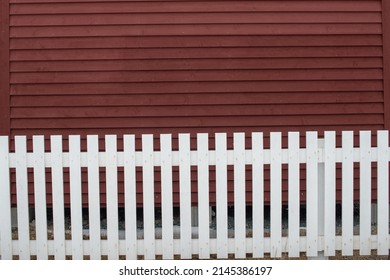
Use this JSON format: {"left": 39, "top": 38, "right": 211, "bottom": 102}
{"left": 0, "top": 131, "right": 389, "bottom": 260}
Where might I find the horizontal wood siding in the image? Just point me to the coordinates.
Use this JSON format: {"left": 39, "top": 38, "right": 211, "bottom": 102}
{"left": 7, "top": 0, "right": 386, "bottom": 206}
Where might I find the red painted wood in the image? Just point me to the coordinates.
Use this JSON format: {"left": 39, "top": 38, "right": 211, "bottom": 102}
{"left": 9, "top": 12, "right": 383, "bottom": 26}
{"left": 9, "top": 1, "right": 382, "bottom": 15}
{"left": 10, "top": 46, "right": 383, "bottom": 61}
{"left": 0, "top": 0, "right": 10, "bottom": 136}
{"left": 10, "top": 69, "right": 384, "bottom": 84}
{"left": 382, "top": 0, "right": 390, "bottom": 129}
{"left": 10, "top": 23, "right": 383, "bottom": 37}
{"left": 9, "top": 92, "right": 385, "bottom": 107}
{"left": 10, "top": 35, "right": 383, "bottom": 50}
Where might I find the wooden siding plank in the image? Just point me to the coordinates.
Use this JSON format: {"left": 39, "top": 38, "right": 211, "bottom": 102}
{"left": 10, "top": 81, "right": 384, "bottom": 96}
{"left": 0, "top": 136, "right": 12, "bottom": 260}
{"left": 161, "top": 134, "right": 174, "bottom": 259}
{"left": 10, "top": 47, "right": 384, "bottom": 61}
{"left": 10, "top": 92, "right": 385, "bottom": 107}
{"left": 10, "top": 103, "right": 385, "bottom": 118}
{"left": 9, "top": 57, "right": 384, "bottom": 72}
{"left": 215, "top": 133, "right": 228, "bottom": 259}
{"left": 123, "top": 134, "right": 137, "bottom": 259}
{"left": 87, "top": 135, "right": 101, "bottom": 259}
{"left": 377, "top": 130, "right": 389, "bottom": 255}
{"left": 288, "top": 132, "right": 300, "bottom": 257}
{"left": 9, "top": 12, "right": 383, "bottom": 26}
{"left": 142, "top": 134, "right": 155, "bottom": 259}
{"left": 234, "top": 133, "right": 246, "bottom": 258}
{"left": 69, "top": 135, "right": 83, "bottom": 260}
{"left": 10, "top": 69, "right": 384, "bottom": 84}
{"left": 9, "top": 1, "right": 382, "bottom": 15}
{"left": 9, "top": 23, "right": 383, "bottom": 38}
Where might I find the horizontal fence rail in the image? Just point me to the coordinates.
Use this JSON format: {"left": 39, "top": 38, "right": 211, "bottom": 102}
{"left": 0, "top": 131, "right": 389, "bottom": 260}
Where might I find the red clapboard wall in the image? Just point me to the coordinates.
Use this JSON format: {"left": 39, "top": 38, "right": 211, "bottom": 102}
{"left": 1, "top": 0, "right": 390, "bottom": 207}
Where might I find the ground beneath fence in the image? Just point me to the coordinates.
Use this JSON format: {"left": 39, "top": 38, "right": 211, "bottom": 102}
{"left": 9, "top": 205, "right": 390, "bottom": 259}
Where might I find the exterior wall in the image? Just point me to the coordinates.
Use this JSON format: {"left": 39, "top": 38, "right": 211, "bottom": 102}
{"left": 1, "top": 0, "right": 389, "bottom": 206}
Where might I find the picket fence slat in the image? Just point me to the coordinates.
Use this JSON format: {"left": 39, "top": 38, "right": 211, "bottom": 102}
{"left": 377, "top": 130, "right": 389, "bottom": 255}
{"left": 123, "top": 135, "right": 137, "bottom": 260}
{"left": 359, "top": 131, "right": 371, "bottom": 255}
{"left": 15, "top": 136, "right": 30, "bottom": 260}
{"left": 87, "top": 135, "right": 101, "bottom": 259}
{"left": 252, "top": 132, "right": 264, "bottom": 258}
{"left": 288, "top": 132, "right": 300, "bottom": 258}
{"left": 106, "top": 135, "right": 119, "bottom": 260}
{"left": 0, "top": 136, "right": 12, "bottom": 260}
{"left": 234, "top": 133, "right": 246, "bottom": 259}
{"left": 342, "top": 131, "right": 354, "bottom": 256}
{"left": 197, "top": 133, "right": 210, "bottom": 259}
{"left": 142, "top": 135, "right": 155, "bottom": 260}
{"left": 179, "top": 134, "right": 192, "bottom": 259}
{"left": 33, "top": 136, "right": 49, "bottom": 260}
{"left": 306, "top": 132, "right": 318, "bottom": 257}
{"left": 161, "top": 134, "right": 174, "bottom": 260}
{"left": 51, "top": 136, "right": 66, "bottom": 260}
{"left": 1, "top": 131, "right": 390, "bottom": 260}
{"left": 270, "top": 132, "right": 282, "bottom": 258}
{"left": 216, "top": 133, "right": 228, "bottom": 259}
{"left": 69, "top": 135, "right": 83, "bottom": 260}
{"left": 324, "top": 131, "right": 336, "bottom": 256}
